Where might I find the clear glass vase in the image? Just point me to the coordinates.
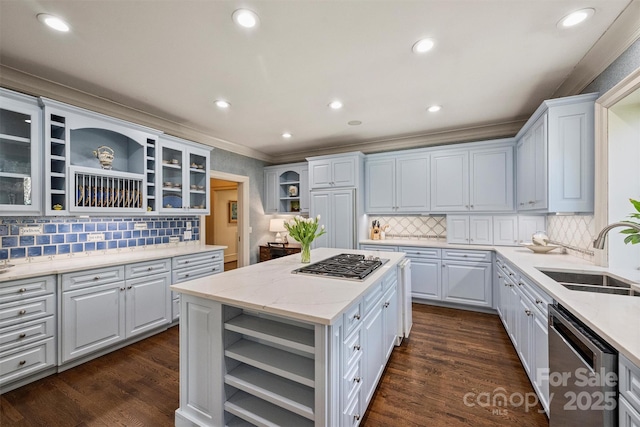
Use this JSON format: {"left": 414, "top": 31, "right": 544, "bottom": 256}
{"left": 300, "top": 242, "right": 311, "bottom": 263}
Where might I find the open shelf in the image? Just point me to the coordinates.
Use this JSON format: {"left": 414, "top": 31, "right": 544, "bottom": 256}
{"left": 224, "top": 391, "right": 314, "bottom": 427}
{"left": 225, "top": 363, "right": 314, "bottom": 420}
{"left": 225, "top": 416, "right": 255, "bottom": 427}
{"left": 225, "top": 314, "right": 314, "bottom": 353}
{"left": 225, "top": 339, "right": 314, "bottom": 388}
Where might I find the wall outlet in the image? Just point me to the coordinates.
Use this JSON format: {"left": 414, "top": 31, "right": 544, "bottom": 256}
{"left": 184, "top": 230, "right": 192, "bottom": 240}
{"left": 134, "top": 223, "right": 148, "bottom": 230}
{"left": 87, "top": 233, "right": 105, "bottom": 242}
{"left": 169, "top": 236, "right": 180, "bottom": 243}
{"left": 19, "top": 225, "right": 43, "bottom": 236}
{"left": 186, "top": 222, "right": 192, "bottom": 230}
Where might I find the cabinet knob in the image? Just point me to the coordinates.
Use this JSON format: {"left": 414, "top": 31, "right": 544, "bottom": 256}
{"left": 19, "top": 333, "right": 26, "bottom": 339}
{"left": 519, "top": 202, "right": 524, "bottom": 206}
{"left": 353, "top": 313, "right": 361, "bottom": 320}
{"left": 120, "top": 287, "right": 125, "bottom": 291}
{"left": 353, "top": 376, "right": 361, "bottom": 383}
{"left": 383, "top": 302, "right": 390, "bottom": 308}
{"left": 18, "top": 360, "right": 26, "bottom": 366}
{"left": 497, "top": 274, "right": 503, "bottom": 279}
{"left": 354, "top": 344, "right": 361, "bottom": 351}
{"left": 185, "top": 274, "right": 190, "bottom": 278}
{"left": 518, "top": 282, "right": 523, "bottom": 286}
{"left": 470, "top": 205, "right": 474, "bottom": 208}
{"left": 465, "top": 205, "right": 469, "bottom": 209}
{"left": 147, "top": 267, "right": 153, "bottom": 271}
{"left": 127, "top": 286, "right": 132, "bottom": 289}
{"left": 18, "top": 288, "right": 27, "bottom": 293}
{"left": 93, "top": 276, "right": 100, "bottom": 281}
{"left": 535, "top": 299, "right": 542, "bottom": 304}
{"left": 354, "top": 414, "right": 361, "bottom": 421}
{"left": 525, "top": 309, "right": 532, "bottom": 316}
{"left": 442, "top": 264, "right": 446, "bottom": 267}
{"left": 528, "top": 201, "right": 535, "bottom": 205}
{"left": 18, "top": 309, "right": 26, "bottom": 315}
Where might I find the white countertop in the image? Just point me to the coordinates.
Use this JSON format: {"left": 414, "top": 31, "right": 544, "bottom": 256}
{"left": 361, "top": 239, "right": 640, "bottom": 367}
{"left": 0, "top": 244, "right": 227, "bottom": 283}
{"left": 171, "top": 247, "right": 405, "bottom": 325}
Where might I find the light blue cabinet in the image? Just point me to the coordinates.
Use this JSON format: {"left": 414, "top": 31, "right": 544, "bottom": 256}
{"left": 365, "top": 153, "right": 429, "bottom": 213}
{"left": 307, "top": 152, "right": 362, "bottom": 189}
{"left": 619, "top": 355, "right": 640, "bottom": 427}
{"left": 441, "top": 259, "right": 492, "bottom": 308}
{"left": 446, "top": 215, "right": 493, "bottom": 245}
{"left": 310, "top": 189, "right": 355, "bottom": 249}
{"left": 431, "top": 141, "right": 515, "bottom": 212}
{"left": 264, "top": 162, "right": 309, "bottom": 214}
{"left": 0, "top": 88, "right": 43, "bottom": 216}
{"left": 516, "top": 93, "right": 598, "bottom": 213}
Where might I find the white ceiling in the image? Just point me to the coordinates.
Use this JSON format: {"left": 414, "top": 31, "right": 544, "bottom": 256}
{"left": 0, "top": 0, "right": 637, "bottom": 163}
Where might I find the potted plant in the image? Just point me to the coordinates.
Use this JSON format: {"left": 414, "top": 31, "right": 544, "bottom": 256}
{"left": 621, "top": 198, "right": 640, "bottom": 244}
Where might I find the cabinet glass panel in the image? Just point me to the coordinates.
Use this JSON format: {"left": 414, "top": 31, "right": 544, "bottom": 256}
{"left": 0, "top": 109, "right": 33, "bottom": 206}
{"left": 188, "top": 152, "right": 206, "bottom": 209}
{"left": 161, "top": 147, "right": 183, "bottom": 208}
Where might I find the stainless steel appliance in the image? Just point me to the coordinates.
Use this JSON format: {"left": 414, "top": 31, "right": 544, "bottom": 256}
{"left": 292, "top": 253, "right": 387, "bottom": 281}
{"left": 548, "top": 304, "right": 617, "bottom": 427}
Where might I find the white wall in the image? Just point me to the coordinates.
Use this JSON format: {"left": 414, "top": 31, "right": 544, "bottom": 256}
{"left": 608, "top": 93, "right": 640, "bottom": 269}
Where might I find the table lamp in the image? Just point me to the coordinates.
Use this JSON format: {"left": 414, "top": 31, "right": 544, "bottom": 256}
{"left": 269, "top": 218, "right": 287, "bottom": 243}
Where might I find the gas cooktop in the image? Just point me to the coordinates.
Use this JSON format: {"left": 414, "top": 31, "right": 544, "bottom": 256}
{"left": 292, "top": 253, "right": 388, "bottom": 281}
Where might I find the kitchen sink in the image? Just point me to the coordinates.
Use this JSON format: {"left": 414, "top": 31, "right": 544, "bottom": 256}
{"left": 537, "top": 269, "right": 640, "bottom": 297}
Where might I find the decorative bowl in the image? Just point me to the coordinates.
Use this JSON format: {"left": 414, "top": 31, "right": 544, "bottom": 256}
{"left": 521, "top": 243, "right": 561, "bottom": 254}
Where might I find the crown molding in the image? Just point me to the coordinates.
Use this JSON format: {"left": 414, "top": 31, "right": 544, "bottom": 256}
{"left": 553, "top": 0, "right": 640, "bottom": 98}
{"left": 0, "top": 65, "right": 275, "bottom": 163}
{"left": 270, "top": 120, "right": 526, "bottom": 164}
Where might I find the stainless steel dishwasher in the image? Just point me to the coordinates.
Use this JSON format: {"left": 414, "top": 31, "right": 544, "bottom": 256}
{"left": 548, "top": 304, "right": 617, "bottom": 427}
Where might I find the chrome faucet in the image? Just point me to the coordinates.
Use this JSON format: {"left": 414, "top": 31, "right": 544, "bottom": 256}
{"left": 593, "top": 222, "right": 640, "bottom": 249}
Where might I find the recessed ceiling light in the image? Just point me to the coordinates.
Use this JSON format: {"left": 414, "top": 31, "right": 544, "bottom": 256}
{"left": 348, "top": 120, "right": 362, "bottom": 126}
{"left": 282, "top": 132, "right": 292, "bottom": 139}
{"left": 215, "top": 100, "right": 230, "bottom": 109}
{"left": 558, "top": 8, "right": 595, "bottom": 28}
{"left": 427, "top": 105, "right": 441, "bottom": 113}
{"left": 232, "top": 9, "right": 259, "bottom": 28}
{"left": 37, "top": 13, "right": 70, "bottom": 32}
{"left": 328, "top": 101, "right": 343, "bottom": 110}
{"left": 412, "top": 38, "right": 435, "bottom": 54}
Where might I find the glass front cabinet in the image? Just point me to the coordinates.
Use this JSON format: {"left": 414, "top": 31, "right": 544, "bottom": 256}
{"left": 158, "top": 134, "right": 210, "bottom": 214}
{"left": 0, "top": 88, "right": 42, "bottom": 215}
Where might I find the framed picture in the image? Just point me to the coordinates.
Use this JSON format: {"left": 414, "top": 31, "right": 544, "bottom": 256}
{"left": 228, "top": 200, "right": 238, "bottom": 223}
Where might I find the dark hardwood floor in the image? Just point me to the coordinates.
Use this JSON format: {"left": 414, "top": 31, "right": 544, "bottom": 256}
{"left": 1, "top": 304, "right": 549, "bottom": 427}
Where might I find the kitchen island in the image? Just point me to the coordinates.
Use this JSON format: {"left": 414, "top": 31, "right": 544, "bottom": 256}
{"left": 171, "top": 248, "right": 405, "bottom": 427}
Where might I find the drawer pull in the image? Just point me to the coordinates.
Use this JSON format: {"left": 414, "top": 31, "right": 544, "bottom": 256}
{"left": 93, "top": 276, "right": 101, "bottom": 281}
{"left": 19, "top": 333, "right": 26, "bottom": 339}
{"left": 185, "top": 274, "right": 190, "bottom": 278}
{"left": 353, "top": 376, "right": 361, "bottom": 383}
{"left": 18, "top": 309, "right": 26, "bottom": 315}
{"left": 518, "top": 282, "right": 523, "bottom": 286}
{"left": 383, "top": 302, "right": 390, "bottom": 308}
{"left": 18, "top": 288, "right": 27, "bottom": 293}
{"left": 497, "top": 274, "right": 503, "bottom": 279}
{"left": 147, "top": 267, "right": 153, "bottom": 271}
{"left": 354, "top": 414, "right": 361, "bottom": 421}
{"left": 353, "top": 313, "right": 361, "bottom": 320}
{"left": 120, "top": 287, "right": 125, "bottom": 291}
{"left": 354, "top": 344, "right": 361, "bottom": 351}
{"left": 525, "top": 309, "right": 532, "bottom": 316}
{"left": 535, "top": 299, "right": 543, "bottom": 304}
{"left": 127, "top": 286, "right": 132, "bottom": 290}
{"left": 18, "top": 360, "right": 26, "bottom": 366}
{"left": 184, "top": 261, "right": 189, "bottom": 264}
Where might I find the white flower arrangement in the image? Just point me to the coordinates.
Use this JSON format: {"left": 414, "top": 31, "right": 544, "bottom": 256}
{"left": 284, "top": 215, "right": 326, "bottom": 246}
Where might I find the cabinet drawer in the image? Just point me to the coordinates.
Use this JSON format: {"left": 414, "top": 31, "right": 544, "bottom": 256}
{"left": 343, "top": 302, "right": 362, "bottom": 337}
{"left": 343, "top": 328, "right": 362, "bottom": 369}
{"left": 382, "top": 271, "right": 397, "bottom": 292}
{"left": 125, "top": 258, "right": 171, "bottom": 279}
{"left": 443, "top": 249, "right": 492, "bottom": 262}
{"left": 517, "top": 276, "right": 552, "bottom": 316}
{"left": 0, "top": 337, "right": 55, "bottom": 386}
{"left": 342, "top": 391, "right": 362, "bottom": 427}
{"left": 0, "top": 295, "right": 55, "bottom": 329}
{"left": 620, "top": 355, "right": 640, "bottom": 412}
{"left": 0, "top": 315, "right": 55, "bottom": 353}
{"left": 62, "top": 266, "right": 124, "bottom": 291}
{"left": 0, "top": 275, "right": 56, "bottom": 304}
{"left": 620, "top": 396, "right": 640, "bottom": 427}
{"left": 172, "top": 251, "right": 223, "bottom": 270}
{"left": 172, "top": 263, "right": 223, "bottom": 284}
{"left": 399, "top": 246, "right": 441, "bottom": 259}
{"left": 361, "top": 245, "right": 398, "bottom": 252}
{"left": 343, "top": 359, "right": 362, "bottom": 404}
{"left": 362, "top": 283, "right": 383, "bottom": 316}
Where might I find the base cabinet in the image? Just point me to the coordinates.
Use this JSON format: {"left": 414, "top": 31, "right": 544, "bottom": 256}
{"left": 442, "top": 260, "right": 492, "bottom": 308}
{"left": 619, "top": 355, "right": 640, "bottom": 427}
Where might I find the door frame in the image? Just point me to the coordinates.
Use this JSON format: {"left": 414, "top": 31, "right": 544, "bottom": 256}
{"left": 593, "top": 66, "right": 640, "bottom": 266}
{"left": 202, "top": 170, "right": 250, "bottom": 268}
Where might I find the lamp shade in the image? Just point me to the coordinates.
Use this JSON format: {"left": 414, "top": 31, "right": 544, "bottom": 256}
{"left": 269, "top": 218, "right": 287, "bottom": 233}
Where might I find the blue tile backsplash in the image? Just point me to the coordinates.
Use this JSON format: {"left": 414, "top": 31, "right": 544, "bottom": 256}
{"left": 0, "top": 216, "right": 200, "bottom": 260}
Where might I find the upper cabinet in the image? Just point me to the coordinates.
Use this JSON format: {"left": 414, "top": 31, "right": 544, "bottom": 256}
{"left": 307, "top": 152, "right": 363, "bottom": 190}
{"left": 365, "top": 153, "right": 430, "bottom": 213}
{"left": 431, "top": 140, "right": 515, "bottom": 212}
{"left": 0, "top": 88, "right": 42, "bottom": 216}
{"left": 263, "top": 162, "right": 309, "bottom": 214}
{"left": 158, "top": 135, "right": 211, "bottom": 215}
{"left": 39, "top": 97, "right": 211, "bottom": 216}
{"left": 516, "top": 93, "right": 597, "bottom": 213}
{"left": 41, "top": 98, "right": 162, "bottom": 216}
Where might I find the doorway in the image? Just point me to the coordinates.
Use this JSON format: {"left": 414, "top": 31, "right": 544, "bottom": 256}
{"left": 203, "top": 171, "right": 250, "bottom": 269}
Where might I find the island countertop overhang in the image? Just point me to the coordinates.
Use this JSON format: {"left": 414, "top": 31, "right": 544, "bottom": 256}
{"left": 170, "top": 247, "right": 405, "bottom": 325}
